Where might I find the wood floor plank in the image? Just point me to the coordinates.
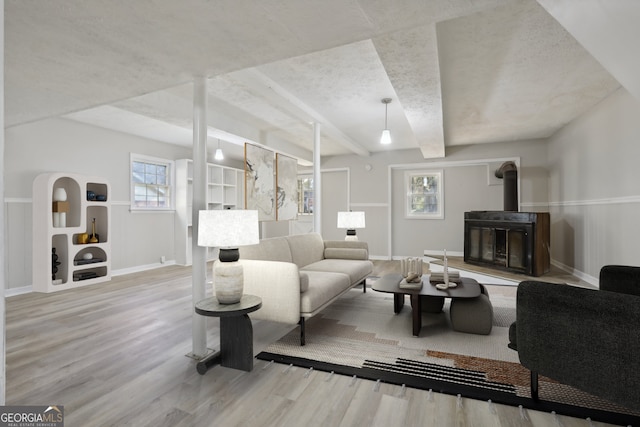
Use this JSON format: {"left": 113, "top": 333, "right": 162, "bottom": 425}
{"left": 4, "top": 262, "right": 617, "bottom": 426}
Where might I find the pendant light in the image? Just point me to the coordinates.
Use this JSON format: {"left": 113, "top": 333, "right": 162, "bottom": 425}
{"left": 214, "top": 139, "right": 224, "bottom": 160}
{"left": 380, "top": 98, "right": 392, "bottom": 145}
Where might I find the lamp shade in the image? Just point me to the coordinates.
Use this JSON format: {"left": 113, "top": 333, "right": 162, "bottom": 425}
{"left": 337, "top": 211, "right": 366, "bottom": 229}
{"left": 380, "top": 129, "right": 391, "bottom": 145}
{"left": 197, "top": 210, "right": 259, "bottom": 248}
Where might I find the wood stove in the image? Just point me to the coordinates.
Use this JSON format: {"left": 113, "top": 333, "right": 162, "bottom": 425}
{"left": 463, "top": 211, "right": 550, "bottom": 276}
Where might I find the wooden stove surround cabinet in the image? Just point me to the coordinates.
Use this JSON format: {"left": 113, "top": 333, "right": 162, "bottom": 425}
{"left": 463, "top": 211, "right": 550, "bottom": 277}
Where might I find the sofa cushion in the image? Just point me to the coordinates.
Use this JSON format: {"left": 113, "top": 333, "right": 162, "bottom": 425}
{"left": 302, "top": 259, "right": 373, "bottom": 285}
{"left": 240, "top": 236, "right": 292, "bottom": 263}
{"left": 299, "top": 272, "right": 309, "bottom": 293}
{"left": 285, "top": 233, "right": 325, "bottom": 268}
{"left": 324, "top": 247, "right": 368, "bottom": 260}
{"left": 300, "top": 271, "right": 351, "bottom": 313}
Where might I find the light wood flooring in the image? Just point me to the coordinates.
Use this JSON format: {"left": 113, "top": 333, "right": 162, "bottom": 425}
{"left": 5, "top": 261, "right": 615, "bottom": 426}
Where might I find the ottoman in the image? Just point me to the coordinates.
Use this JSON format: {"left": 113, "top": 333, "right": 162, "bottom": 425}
{"left": 449, "top": 283, "right": 493, "bottom": 335}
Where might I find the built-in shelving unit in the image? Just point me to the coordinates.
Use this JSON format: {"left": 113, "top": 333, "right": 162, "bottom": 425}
{"left": 174, "top": 159, "right": 244, "bottom": 265}
{"left": 32, "top": 173, "right": 111, "bottom": 293}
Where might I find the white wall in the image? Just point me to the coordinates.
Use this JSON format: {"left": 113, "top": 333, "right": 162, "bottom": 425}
{"left": 15, "top": 92, "right": 635, "bottom": 289}
{"left": 4, "top": 117, "right": 194, "bottom": 291}
{"left": 322, "top": 139, "right": 549, "bottom": 258}
{"left": 548, "top": 87, "right": 640, "bottom": 279}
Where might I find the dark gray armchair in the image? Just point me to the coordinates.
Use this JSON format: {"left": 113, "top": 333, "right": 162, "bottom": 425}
{"left": 508, "top": 265, "right": 640, "bottom": 411}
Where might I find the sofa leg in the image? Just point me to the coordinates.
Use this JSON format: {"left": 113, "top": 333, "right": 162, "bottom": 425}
{"left": 530, "top": 371, "right": 539, "bottom": 400}
{"left": 299, "top": 317, "right": 306, "bottom": 346}
{"left": 363, "top": 279, "right": 367, "bottom": 293}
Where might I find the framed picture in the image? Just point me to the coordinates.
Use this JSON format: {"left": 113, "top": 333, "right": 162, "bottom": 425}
{"left": 245, "top": 143, "right": 275, "bottom": 221}
{"left": 276, "top": 153, "right": 298, "bottom": 220}
{"left": 405, "top": 169, "right": 443, "bottom": 219}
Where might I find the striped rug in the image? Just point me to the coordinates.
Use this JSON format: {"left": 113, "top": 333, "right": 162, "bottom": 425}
{"left": 257, "top": 284, "right": 640, "bottom": 426}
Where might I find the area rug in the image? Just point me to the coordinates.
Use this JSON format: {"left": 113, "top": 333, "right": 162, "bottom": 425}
{"left": 257, "top": 284, "right": 640, "bottom": 426}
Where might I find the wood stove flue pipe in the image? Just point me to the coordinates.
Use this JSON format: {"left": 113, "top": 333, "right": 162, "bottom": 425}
{"left": 495, "top": 161, "right": 518, "bottom": 212}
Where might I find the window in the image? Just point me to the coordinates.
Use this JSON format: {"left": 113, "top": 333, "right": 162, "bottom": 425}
{"left": 130, "top": 154, "right": 174, "bottom": 210}
{"left": 297, "top": 177, "right": 313, "bottom": 214}
{"left": 405, "top": 170, "right": 443, "bottom": 219}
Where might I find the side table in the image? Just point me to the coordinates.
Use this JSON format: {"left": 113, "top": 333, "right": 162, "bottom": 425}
{"left": 194, "top": 294, "right": 262, "bottom": 374}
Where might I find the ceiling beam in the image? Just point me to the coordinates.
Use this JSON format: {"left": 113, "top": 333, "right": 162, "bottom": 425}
{"left": 374, "top": 24, "right": 445, "bottom": 159}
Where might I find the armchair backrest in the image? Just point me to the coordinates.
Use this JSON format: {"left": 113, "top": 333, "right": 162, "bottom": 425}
{"left": 599, "top": 265, "right": 640, "bottom": 296}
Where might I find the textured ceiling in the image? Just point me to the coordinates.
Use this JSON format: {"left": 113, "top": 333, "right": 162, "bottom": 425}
{"left": 5, "top": 0, "right": 621, "bottom": 163}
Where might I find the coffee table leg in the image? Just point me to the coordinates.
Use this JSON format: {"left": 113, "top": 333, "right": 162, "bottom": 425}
{"left": 393, "top": 294, "right": 404, "bottom": 313}
{"left": 410, "top": 294, "right": 422, "bottom": 336}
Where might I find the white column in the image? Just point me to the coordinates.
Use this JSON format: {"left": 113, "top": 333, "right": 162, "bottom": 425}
{"left": 313, "top": 122, "right": 322, "bottom": 235}
{"left": 191, "top": 77, "right": 208, "bottom": 358}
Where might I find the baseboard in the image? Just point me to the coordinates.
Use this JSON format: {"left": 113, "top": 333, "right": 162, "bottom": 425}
{"left": 550, "top": 259, "right": 599, "bottom": 287}
{"left": 5, "top": 286, "right": 33, "bottom": 297}
{"left": 112, "top": 260, "right": 177, "bottom": 277}
{"left": 422, "top": 250, "right": 464, "bottom": 258}
{"left": 5, "top": 261, "right": 179, "bottom": 297}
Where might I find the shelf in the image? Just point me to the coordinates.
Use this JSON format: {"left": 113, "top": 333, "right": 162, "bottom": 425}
{"left": 51, "top": 235, "right": 68, "bottom": 284}
{"left": 51, "top": 176, "right": 81, "bottom": 228}
{"left": 86, "top": 182, "right": 108, "bottom": 202}
{"left": 73, "top": 266, "right": 108, "bottom": 282}
{"left": 223, "top": 168, "right": 237, "bottom": 185}
{"left": 208, "top": 165, "right": 223, "bottom": 185}
{"left": 33, "top": 172, "right": 111, "bottom": 293}
{"left": 174, "top": 160, "right": 243, "bottom": 266}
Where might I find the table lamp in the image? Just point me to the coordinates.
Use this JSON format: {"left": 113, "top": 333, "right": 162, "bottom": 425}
{"left": 198, "top": 209, "right": 259, "bottom": 304}
{"left": 337, "top": 211, "right": 366, "bottom": 241}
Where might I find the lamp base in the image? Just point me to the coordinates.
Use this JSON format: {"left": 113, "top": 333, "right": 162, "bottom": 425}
{"left": 214, "top": 261, "right": 243, "bottom": 304}
{"left": 345, "top": 229, "right": 358, "bottom": 241}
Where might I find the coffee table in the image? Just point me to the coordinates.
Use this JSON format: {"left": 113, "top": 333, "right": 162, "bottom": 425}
{"left": 372, "top": 273, "right": 481, "bottom": 336}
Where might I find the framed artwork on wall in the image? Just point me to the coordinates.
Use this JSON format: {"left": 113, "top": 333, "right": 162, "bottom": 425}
{"left": 245, "top": 143, "right": 275, "bottom": 221}
{"left": 276, "top": 153, "right": 298, "bottom": 220}
{"left": 405, "top": 169, "right": 444, "bottom": 219}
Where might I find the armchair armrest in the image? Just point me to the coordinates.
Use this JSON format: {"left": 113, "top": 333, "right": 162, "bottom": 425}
{"left": 323, "top": 240, "right": 369, "bottom": 260}
{"left": 237, "top": 259, "right": 301, "bottom": 325}
{"left": 599, "top": 265, "right": 640, "bottom": 296}
{"left": 515, "top": 280, "right": 640, "bottom": 410}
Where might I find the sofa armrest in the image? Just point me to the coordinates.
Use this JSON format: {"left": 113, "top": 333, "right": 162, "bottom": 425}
{"left": 515, "top": 280, "right": 640, "bottom": 409}
{"left": 323, "top": 240, "right": 369, "bottom": 260}
{"left": 236, "top": 259, "right": 301, "bottom": 325}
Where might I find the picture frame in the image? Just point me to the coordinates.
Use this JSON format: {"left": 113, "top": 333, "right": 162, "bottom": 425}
{"left": 405, "top": 169, "right": 443, "bottom": 219}
{"left": 275, "top": 153, "right": 298, "bottom": 220}
{"left": 244, "top": 143, "right": 275, "bottom": 221}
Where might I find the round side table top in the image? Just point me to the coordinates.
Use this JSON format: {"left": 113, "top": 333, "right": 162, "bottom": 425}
{"left": 195, "top": 294, "right": 262, "bottom": 317}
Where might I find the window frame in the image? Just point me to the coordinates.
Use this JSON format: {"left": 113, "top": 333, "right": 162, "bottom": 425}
{"left": 130, "top": 153, "right": 175, "bottom": 211}
{"left": 297, "top": 175, "right": 314, "bottom": 215}
{"left": 405, "top": 169, "right": 444, "bottom": 219}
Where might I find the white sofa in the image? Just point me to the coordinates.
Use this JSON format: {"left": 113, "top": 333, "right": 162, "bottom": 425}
{"left": 237, "top": 232, "right": 373, "bottom": 345}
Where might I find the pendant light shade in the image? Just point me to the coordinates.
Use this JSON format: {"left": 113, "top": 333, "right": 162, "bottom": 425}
{"left": 380, "top": 98, "right": 392, "bottom": 145}
{"left": 214, "top": 139, "right": 224, "bottom": 160}
{"left": 380, "top": 129, "right": 391, "bottom": 145}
